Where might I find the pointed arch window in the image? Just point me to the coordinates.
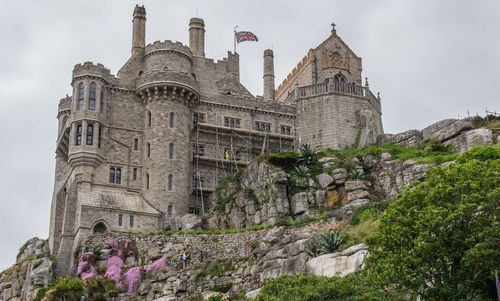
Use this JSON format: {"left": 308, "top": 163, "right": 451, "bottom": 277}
{"left": 147, "top": 111, "right": 152, "bottom": 127}
{"left": 167, "top": 205, "right": 173, "bottom": 217}
{"left": 334, "top": 73, "right": 347, "bottom": 83}
{"left": 93, "top": 222, "right": 107, "bottom": 234}
{"left": 88, "top": 82, "right": 96, "bottom": 110}
{"left": 77, "top": 83, "right": 84, "bottom": 111}
{"left": 145, "top": 173, "right": 150, "bottom": 189}
{"left": 169, "top": 112, "right": 175, "bottom": 128}
{"left": 167, "top": 174, "right": 173, "bottom": 191}
{"left": 168, "top": 143, "right": 174, "bottom": 159}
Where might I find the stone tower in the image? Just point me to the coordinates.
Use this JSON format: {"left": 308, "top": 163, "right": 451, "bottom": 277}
{"left": 189, "top": 17, "right": 205, "bottom": 57}
{"left": 263, "top": 49, "right": 275, "bottom": 100}
{"left": 138, "top": 40, "right": 200, "bottom": 221}
{"left": 132, "top": 5, "right": 146, "bottom": 55}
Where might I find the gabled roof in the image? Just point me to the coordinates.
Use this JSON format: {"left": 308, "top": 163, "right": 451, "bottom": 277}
{"left": 78, "top": 186, "right": 161, "bottom": 216}
{"left": 313, "top": 32, "right": 361, "bottom": 60}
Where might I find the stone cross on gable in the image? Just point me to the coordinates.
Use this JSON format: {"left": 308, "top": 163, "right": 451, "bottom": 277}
{"left": 331, "top": 22, "right": 336, "bottom": 34}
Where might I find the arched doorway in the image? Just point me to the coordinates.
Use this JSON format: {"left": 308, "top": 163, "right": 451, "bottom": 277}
{"left": 93, "top": 222, "right": 108, "bottom": 234}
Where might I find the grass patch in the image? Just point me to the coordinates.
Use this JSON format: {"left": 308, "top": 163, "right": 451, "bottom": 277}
{"left": 150, "top": 223, "right": 274, "bottom": 236}
{"left": 319, "top": 144, "right": 458, "bottom": 166}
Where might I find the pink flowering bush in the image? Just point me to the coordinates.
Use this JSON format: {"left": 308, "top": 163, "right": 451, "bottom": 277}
{"left": 76, "top": 252, "right": 97, "bottom": 280}
{"left": 81, "top": 266, "right": 97, "bottom": 280}
{"left": 123, "top": 267, "right": 142, "bottom": 295}
{"left": 104, "top": 255, "right": 124, "bottom": 284}
{"left": 145, "top": 256, "right": 170, "bottom": 275}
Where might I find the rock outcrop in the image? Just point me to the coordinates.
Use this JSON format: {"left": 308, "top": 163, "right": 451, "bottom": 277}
{"left": 0, "top": 238, "right": 53, "bottom": 301}
{"left": 207, "top": 160, "right": 289, "bottom": 229}
{"left": 378, "top": 118, "right": 493, "bottom": 153}
{"left": 306, "top": 243, "right": 368, "bottom": 277}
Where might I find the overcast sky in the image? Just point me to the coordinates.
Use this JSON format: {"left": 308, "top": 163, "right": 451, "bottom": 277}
{"left": 0, "top": 0, "right": 498, "bottom": 271}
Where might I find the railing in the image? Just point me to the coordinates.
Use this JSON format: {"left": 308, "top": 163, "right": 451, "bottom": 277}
{"left": 285, "top": 81, "right": 379, "bottom": 108}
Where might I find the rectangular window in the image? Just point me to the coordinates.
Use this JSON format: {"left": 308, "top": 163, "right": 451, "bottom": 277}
{"left": 255, "top": 121, "right": 271, "bottom": 132}
{"left": 109, "top": 167, "right": 121, "bottom": 184}
{"left": 224, "top": 117, "right": 241, "bottom": 128}
{"left": 118, "top": 214, "right": 123, "bottom": 226}
{"left": 88, "top": 97, "right": 96, "bottom": 110}
{"left": 193, "top": 112, "right": 205, "bottom": 125}
{"left": 86, "top": 124, "right": 94, "bottom": 145}
{"left": 193, "top": 144, "right": 205, "bottom": 157}
{"left": 100, "top": 91, "right": 104, "bottom": 113}
{"left": 133, "top": 138, "right": 139, "bottom": 151}
{"left": 75, "top": 124, "right": 82, "bottom": 145}
{"left": 129, "top": 215, "right": 134, "bottom": 228}
{"left": 280, "top": 125, "right": 292, "bottom": 135}
{"left": 132, "top": 168, "right": 137, "bottom": 181}
{"left": 97, "top": 125, "right": 102, "bottom": 148}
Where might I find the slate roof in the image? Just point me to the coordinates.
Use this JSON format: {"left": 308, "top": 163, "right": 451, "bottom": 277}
{"left": 78, "top": 186, "right": 161, "bottom": 215}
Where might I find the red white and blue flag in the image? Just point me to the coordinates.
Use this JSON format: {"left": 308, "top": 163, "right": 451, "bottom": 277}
{"left": 235, "top": 31, "right": 259, "bottom": 43}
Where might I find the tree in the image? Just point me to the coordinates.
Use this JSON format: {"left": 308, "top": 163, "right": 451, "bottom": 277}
{"left": 368, "top": 146, "right": 500, "bottom": 300}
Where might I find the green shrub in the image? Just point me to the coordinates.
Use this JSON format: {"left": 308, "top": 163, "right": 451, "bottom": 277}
{"left": 34, "top": 287, "right": 49, "bottom": 301}
{"left": 268, "top": 151, "right": 299, "bottom": 169}
{"left": 209, "top": 283, "right": 232, "bottom": 293}
{"left": 207, "top": 294, "right": 225, "bottom": 301}
{"left": 44, "top": 277, "right": 85, "bottom": 301}
{"left": 422, "top": 137, "right": 452, "bottom": 152}
{"left": 254, "top": 274, "right": 395, "bottom": 301}
{"left": 367, "top": 146, "right": 500, "bottom": 300}
{"left": 350, "top": 202, "right": 388, "bottom": 225}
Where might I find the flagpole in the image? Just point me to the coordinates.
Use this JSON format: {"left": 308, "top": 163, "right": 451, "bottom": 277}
{"left": 233, "top": 25, "right": 238, "bottom": 53}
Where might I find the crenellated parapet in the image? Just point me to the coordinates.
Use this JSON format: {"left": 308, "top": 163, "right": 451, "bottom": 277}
{"left": 58, "top": 96, "right": 71, "bottom": 113}
{"left": 72, "top": 62, "right": 114, "bottom": 82}
{"left": 144, "top": 40, "right": 193, "bottom": 61}
{"left": 275, "top": 50, "right": 314, "bottom": 100}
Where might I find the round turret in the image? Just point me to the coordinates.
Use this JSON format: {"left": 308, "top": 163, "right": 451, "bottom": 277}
{"left": 138, "top": 41, "right": 199, "bottom": 220}
{"left": 137, "top": 41, "right": 199, "bottom": 102}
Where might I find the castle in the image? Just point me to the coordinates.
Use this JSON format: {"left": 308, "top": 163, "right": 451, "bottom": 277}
{"left": 48, "top": 5, "right": 383, "bottom": 274}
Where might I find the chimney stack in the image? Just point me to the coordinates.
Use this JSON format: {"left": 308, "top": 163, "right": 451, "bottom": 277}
{"left": 189, "top": 18, "right": 205, "bottom": 57}
{"left": 263, "top": 49, "right": 275, "bottom": 100}
{"left": 132, "top": 5, "right": 146, "bottom": 55}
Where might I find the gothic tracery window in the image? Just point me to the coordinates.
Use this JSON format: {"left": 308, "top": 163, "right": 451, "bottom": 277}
{"left": 334, "top": 73, "right": 347, "bottom": 83}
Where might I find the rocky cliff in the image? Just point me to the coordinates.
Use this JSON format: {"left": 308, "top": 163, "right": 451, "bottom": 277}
{"left": 1, "top": 117, "right": 498, "bottom": 301}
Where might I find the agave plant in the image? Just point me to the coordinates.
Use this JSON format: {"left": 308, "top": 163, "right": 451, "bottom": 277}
{"left": 305, "top": 241, "right": 323, "bottom": 258}
{"left": 297, "top": 144, "right": 319, "bottom": 166}
{"left": 319, "top": 230, "right": 347, "bottom": 253}
{"left": 290, "top": 164, "right": 310, "bottom": 188}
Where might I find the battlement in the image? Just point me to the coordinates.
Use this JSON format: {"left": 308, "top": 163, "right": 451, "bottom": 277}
{"left": 73, "top": 62, "right": 113, "bottom": 80}
{"left": 145, "top": 40, "right": 192, "bottom": 59}
{"left": 58, "top": 96, "right": 71, "bottom": 112}
{"left": 275, "top": 50, "right": 314, "bottom": 99}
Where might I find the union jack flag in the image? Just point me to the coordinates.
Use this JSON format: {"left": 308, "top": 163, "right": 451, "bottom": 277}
{"left": 235, "top": 31, "right": 259, "bottom": 43}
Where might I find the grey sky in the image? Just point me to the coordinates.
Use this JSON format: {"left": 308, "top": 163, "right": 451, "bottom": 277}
{"left": 0, "top": 0, "right": 498, "bottom": 270}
